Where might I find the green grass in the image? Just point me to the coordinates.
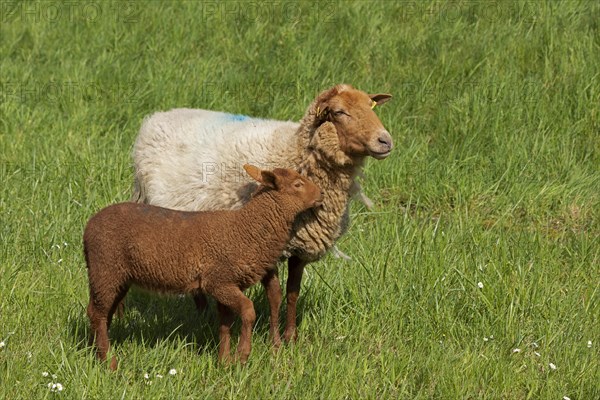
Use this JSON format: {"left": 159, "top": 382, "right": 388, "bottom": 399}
{"left": 1, "top": 0, "right": 599, "bottom": 398}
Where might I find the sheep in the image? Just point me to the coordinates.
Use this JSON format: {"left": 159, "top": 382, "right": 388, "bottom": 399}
{"left": 84, "top": 164, "right": 323, "bottom": 370}
{"left": 131, "top": 84, "right": 393, "bottom": 344}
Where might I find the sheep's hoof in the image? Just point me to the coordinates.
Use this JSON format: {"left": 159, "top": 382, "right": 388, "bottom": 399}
{"left": 332, "top": 246, "right": 352, "bottom": 261}
{"left": 359, "top": 192, "right": 375, "bottom": 210}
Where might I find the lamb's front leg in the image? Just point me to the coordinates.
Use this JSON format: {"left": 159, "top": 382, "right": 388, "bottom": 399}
{"left": 261, "top": 270, "right": 282, "bottom": 347}
{"left": 214, "top": 288, "right": 256, "bottom": 363}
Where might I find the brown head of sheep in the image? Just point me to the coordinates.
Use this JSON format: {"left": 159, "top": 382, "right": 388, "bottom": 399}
{"left": 309, "top": 85, "right": 393, "bottom": 162}
{"left": 84, "top": 165, "right": 322, "bottom": 369}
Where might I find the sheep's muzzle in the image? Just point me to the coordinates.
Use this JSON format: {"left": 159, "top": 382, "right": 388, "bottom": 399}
{"left": 368, "top": 130, "right": 394, "bottom": 159}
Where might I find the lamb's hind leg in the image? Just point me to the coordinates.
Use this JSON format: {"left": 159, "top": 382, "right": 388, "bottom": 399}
{"left": 283, "top": 256, "right": 307, "bottom": 342}
{"left": 87, "top": 286, "right": 129, "bottom": 371}
{"left": 87, "top": 296, "right": 117, "bottom": 371}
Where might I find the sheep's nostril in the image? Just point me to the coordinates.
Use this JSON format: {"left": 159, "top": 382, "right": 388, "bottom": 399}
{"left": 378, "top": 137, "right": 391, "bottom": 148}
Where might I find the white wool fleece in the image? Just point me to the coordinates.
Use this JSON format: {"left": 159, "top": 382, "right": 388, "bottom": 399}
{"left": 133, "top": 109, "right": 302, "bottom": 211}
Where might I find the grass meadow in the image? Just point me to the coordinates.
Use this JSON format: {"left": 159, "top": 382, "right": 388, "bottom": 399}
{"left": 1, "top": 1, "right": 599, "bottom": 398}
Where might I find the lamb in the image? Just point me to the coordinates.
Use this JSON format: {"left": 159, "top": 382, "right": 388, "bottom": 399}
{"left": 84, "top": 165, "right": 323, "bottom": 370}
{"left": 132, "top": 84, "right": 393, "bottom": 343}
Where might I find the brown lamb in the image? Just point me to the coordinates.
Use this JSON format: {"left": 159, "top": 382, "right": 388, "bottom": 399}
{"left": 84, "top": 165, "right": 323, "bottom": 370}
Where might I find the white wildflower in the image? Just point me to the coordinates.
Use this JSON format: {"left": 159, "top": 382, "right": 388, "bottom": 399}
{"left": 563, "top": 396, "right": 571, "bottom": 400}
{"left": 483, "top": 337, "right": 489, "bottom": 342}
{"left": 588, "top": 340, "right": 592, "bottom": 348}
{"left": 42, "top": 372, "right": 49, "bottom": 377}
{"left": 477, "top": 282, "right": 484, "bottom": 289}
{"left": 532, "top": 342, "right": 538, "bottom": 348}
{"left": 168, "top": 368, "right": 177, "bottom": 375}
{"left": 0, "top": 341, "right": 5, "bottom": 349}
{"left": 156, "top": 374, "right": 163, "bottom": 379}
{"left": 52, "top": 374, "right": 57, "bottom": 379}
{"left": 49, "top": 382, "right": 63, "bottom": 392}
{"left": 57, "top": 259, "right": 63, "bottom": 263}
{"left": 512, "top": 348, "right": 521, "bottom": 353}
{"left": 335, "top": 336, "right": 346, "bottom": 341}
{"left": 534, "top": 351, "right": 541, "bottom": 357}
{"left": 549, "top": 362, "right": 557, "bottom": 370}
{"left": 143, "top": 373, "right": 150, "bottom": 379}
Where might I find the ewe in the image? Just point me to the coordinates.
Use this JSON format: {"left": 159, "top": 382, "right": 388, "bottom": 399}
{"left": 132, "top": 84, "right": 393, "bottom": 343}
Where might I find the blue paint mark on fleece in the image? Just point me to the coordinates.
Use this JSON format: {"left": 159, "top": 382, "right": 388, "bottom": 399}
{"left": 225, "top": 113, "right": 250, "bottom": 122}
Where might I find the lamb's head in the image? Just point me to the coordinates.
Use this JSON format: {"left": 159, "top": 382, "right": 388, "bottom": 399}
{"left": 311, "top": 84, "right": 393, "bottom": 161}
{"left": 243, "top": 164, "right": 323, "bottom": 210}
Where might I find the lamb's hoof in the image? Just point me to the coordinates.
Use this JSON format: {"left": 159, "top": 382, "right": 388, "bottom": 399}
{"left": 109, "top": 356, "right": 118, "bottom": 371}
{"left": 218, "top": 355, "right": 233, "bottom": 367}
{"left": 283, "top": 328, "right": 298, "bottom": 343}
{"left": 271, "top": 336, "right": 282, "bottom": 350}
{"left": 236, "top": 354, "right": 249, "bottom": 365}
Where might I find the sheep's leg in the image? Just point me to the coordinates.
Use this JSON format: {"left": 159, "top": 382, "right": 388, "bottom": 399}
{"left": 261, "top": 270, "right": 282, "bottom": 347}
{"left": 192, "top": 291, "right": 208, "bottom": 313}
{"left": 114, "top": 300, "right": 125, "bottom": 319}
{"left": 283, "top": 256, "right": 307, "bottom": 343}
{"left": 87, "top": 296, "right": 118, "bottom": 371}
{"left": 214, "top": 289, "right": 256, "bottom": 364}
{"left": 216, "top": 302, "right": 234, "bottom": 364}
{"left": 107, "top": 287, "right": 129, "bottom": 329}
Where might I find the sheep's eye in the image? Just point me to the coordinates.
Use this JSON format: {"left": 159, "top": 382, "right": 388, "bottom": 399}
{"left": 333, "top": 110, "right": 347, "bottom": 117}
{"left": 293, "top": 181, "right": 304, "bottom": 188}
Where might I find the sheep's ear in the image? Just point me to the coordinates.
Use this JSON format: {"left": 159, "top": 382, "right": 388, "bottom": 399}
{"left": 315, "top": 86, "right": 339, "bottom": 121}
{"left": 311, "top": 122, "right": 353, "bottom": 166}
{"left": 316, "top": 105, "right": 330, "bottom": 120}
{"left": 369, "top": 93, "right": 392, "bottom": 106}
{"left": 243, "top": 164, "right": 263, "bottom": 183}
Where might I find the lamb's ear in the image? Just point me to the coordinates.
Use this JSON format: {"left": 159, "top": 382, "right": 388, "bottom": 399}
{"left": 310, "top": 122, "right": 353, "bottom": 166}
{"left": 243, "top": 164, "right": 263, "bottom": 183}
{"left": 369, "top": 93, "right": 392, "bottom": 106}
{"left": 244, "top": 164, "right": 277, "bottom": 188}
{"left": 259, "top": 170, "right": 277, "bottom": 189}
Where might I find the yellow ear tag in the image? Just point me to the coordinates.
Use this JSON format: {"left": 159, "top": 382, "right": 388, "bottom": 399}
{"left": 316, "top": 106, "right": 321, "bottom": 117}
{"left": 371, "top": 100, "right": 377, "bottom": 109}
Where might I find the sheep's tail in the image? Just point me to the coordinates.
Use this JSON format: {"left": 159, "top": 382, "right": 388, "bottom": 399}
{"left": 131, "top": 175, "right": 146, "bottom": 203}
